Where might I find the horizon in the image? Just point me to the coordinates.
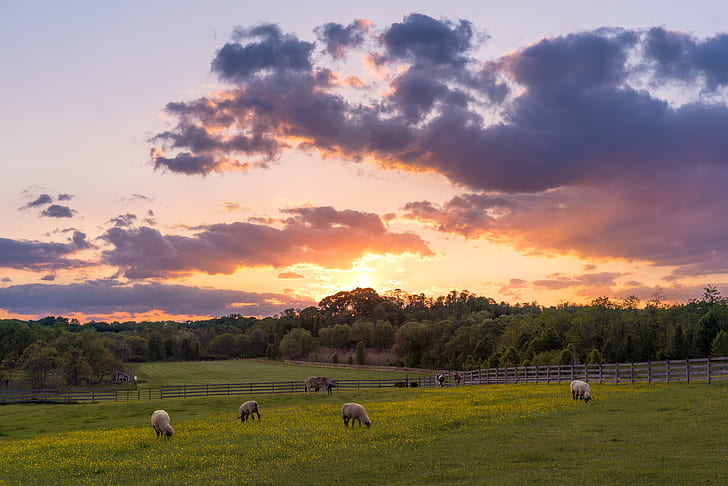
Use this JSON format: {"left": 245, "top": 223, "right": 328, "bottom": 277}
{"left": 3, "top": 1, "right": 728, "bottom": 322}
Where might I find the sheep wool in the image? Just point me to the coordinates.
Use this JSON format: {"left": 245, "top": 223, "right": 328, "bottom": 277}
{"left": 341, "top": 402, "right": 372, "bottom": 427}
{"left": 239, "top": 400, "right": 261, "bottom": 422}
{"left": 151, "top": 409, "right": 175, "bottom": 437}
{"left": 570, "top": 380, "right": 592, "bottom": 403}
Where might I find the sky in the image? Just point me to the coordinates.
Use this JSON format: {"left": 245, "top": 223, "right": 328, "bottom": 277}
{"left": 2, "top": 0, "right": 728, "bottom": 322}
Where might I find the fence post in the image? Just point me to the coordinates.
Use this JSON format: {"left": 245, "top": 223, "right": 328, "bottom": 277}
{"left": 647, "top": 361, "right": 651, "bottom": 384}
{"left": 631, "top": 362, "right": 634, "bottom": 384}
{"left": 686, "top": 359, "right": 690, "bottom": 384}
{"left": 707, "top": 357, "right": 712, "bottom": 384}
{"left": 666, "top": 361, "right": 670, "bottom": 383}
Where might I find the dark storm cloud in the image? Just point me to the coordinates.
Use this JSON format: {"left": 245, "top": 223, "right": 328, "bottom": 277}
{"left": 315, "top": 19, "right": 371, "bottom": 59}
{"left": 0, "top": 281, "right": 316, "bottom": 318}
{"left": 0, "top": 232, "right": 90, "bottom": 271}
{"left": 99, "top": 206, "right": 433, "bottom": 279}
{"left": 149, "top": 15, "right": 728, "bottom": 275}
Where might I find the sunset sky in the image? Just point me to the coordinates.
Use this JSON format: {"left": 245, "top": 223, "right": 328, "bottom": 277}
{"left": 3, "top": 0, "right": 728, "bottom": 322}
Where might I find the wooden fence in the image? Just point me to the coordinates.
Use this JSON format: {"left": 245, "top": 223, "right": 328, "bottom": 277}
{"left": 429, "top": 356, "right": 728, "bottom": 387}
{"left": 2, "top": 357, "right": 727, "bottom": 404}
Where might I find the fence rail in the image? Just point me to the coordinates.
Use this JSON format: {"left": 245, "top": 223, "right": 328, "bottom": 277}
{"left": 446, "top": 356, "right": 728, "bottom": 387}
{"left": 2, "top": 357, "right": 727, "bottom": 404}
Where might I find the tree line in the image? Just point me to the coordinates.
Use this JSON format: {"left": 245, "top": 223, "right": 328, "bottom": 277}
{"left": 2, "top": 286, "right": 728, "bottom": 388}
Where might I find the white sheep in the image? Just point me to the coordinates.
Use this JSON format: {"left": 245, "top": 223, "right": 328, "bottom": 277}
{"left": 239, "top": 400, "right": 261, "bottom": 422}
{"left": 341, "top": 402, "right": 371, "bottom": 427}
{"left": 570, "top": 380, "right": 592, "bottom": 403}
{"left": 151, "top": 409, "right": 174, "bottom": 437}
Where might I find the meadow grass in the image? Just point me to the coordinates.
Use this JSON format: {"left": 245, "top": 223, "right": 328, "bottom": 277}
{"left": 132, "top": 359, "right": 422, "bottom": 387}
{"left": 1, "top": 381, "right": 726, "bottom": 485}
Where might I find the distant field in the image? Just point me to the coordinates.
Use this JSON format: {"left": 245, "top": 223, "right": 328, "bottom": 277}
{"left": 132, "top": 359, "right": 426, "bottom": 386}
{"left": 1, "top": 381, "right": 726, "bottom": 485}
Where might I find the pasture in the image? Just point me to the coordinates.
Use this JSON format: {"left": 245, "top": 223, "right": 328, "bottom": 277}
{"left": 1, "top": 380, "right": 726, "bottom": 485}
{"left": 132, "top": 359, "right": 424, "bottom": 386}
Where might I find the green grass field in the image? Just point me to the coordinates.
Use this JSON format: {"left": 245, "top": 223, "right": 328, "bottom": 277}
{"left": 132, "top": 359, "right": 423, "bottom": 386}
{"left": 1, "top": 361, "right": 726, "bottom": 485}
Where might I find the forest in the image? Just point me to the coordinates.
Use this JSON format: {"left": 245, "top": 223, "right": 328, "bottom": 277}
{"left": 2, "top": 286, "right": 728, "bottom": 388}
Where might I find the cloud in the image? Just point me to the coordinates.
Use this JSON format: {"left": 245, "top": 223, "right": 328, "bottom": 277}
{"left": 99, "top": 206, "right": 433, "bottom": 278}
{"left": 499, "top": 272, "right": 727, "bottom": 305}
{"left": 20, "top": 194, "right": 53, "bottom": 209}
{"left": 108, "top": 213, "right": 137, "bottom": 227}
{"left": 315, "top": 19, "right": 371, "bottom": 59}
{"left": 533, "top": 272, "right": 623, "bottom": 291}
{"left": 20, "top": 193, "right": 76, "bottom": 213}
{"left": 149, "top": 17, "right": 728, "bottom": 277}
{"left": 40, "top": 204, "right": 75, "bottom": 218}
{"left": 644, "top": 27, "right": 728, "bottom": 89}
{"left": 277, "top": 271, "right": 305, "bottom": 279}
{"left": 212, "top": 23, "right": 315, "bottom": 82}
{"left": 222, "top": 202, "right": 244, "bottom": 212}
{"left": 403, "top": 171, "right": 728, "bottom": 277}
{"left": 0, "top": 280, "right": 316, "bottom": 319}
{"left": 377, "top": 13, "right": 476, "bottom": 67}
{"left": 122, "top": 193, "right": 154, "bottom": 203}
{"left": 0, "top": 232, "right": 90, "bottom": 271}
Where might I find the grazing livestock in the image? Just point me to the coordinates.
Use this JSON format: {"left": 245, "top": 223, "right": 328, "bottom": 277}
{"left": 454, "top": 373, "right": 462, "bottom": 386}
{"left": 341, "top": 402, "right": 371, "bottom": 427}
{"left": 151, "top": 410, "right": 174, "bottom": 438}
{"left": 436, "top": 374, "right": 445, "bottom": 387}
{"left": 393, "top": 381, "right": 407, "bottom": 388}
{"left": 239, "top": 400, "right": 261, "bottom": 422}
{"left": 304, "top": 376, "right": 337, "bottom": 395}
{"left": 570, "top": 380, "right": 592, "bottom": 403}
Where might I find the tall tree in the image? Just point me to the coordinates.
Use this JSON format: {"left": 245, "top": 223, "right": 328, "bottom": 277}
{"left": 21, "top": 342, "right": 59, "bottom": 388}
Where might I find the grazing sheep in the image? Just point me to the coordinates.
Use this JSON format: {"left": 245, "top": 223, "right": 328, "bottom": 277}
{"left": 304, "top": 376, "right": 337, "bottom": 395}
{"left": 570, "top": 380, "right": 592, "bottom": 403}
{"left": 341, "top": 402, "right": 372, "bottom": 428}
{"left": 151, "top": 409, "right": 174, "bottom": 438}
{"left": 239, "top": 400, "right": 261, "bottom": 422}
